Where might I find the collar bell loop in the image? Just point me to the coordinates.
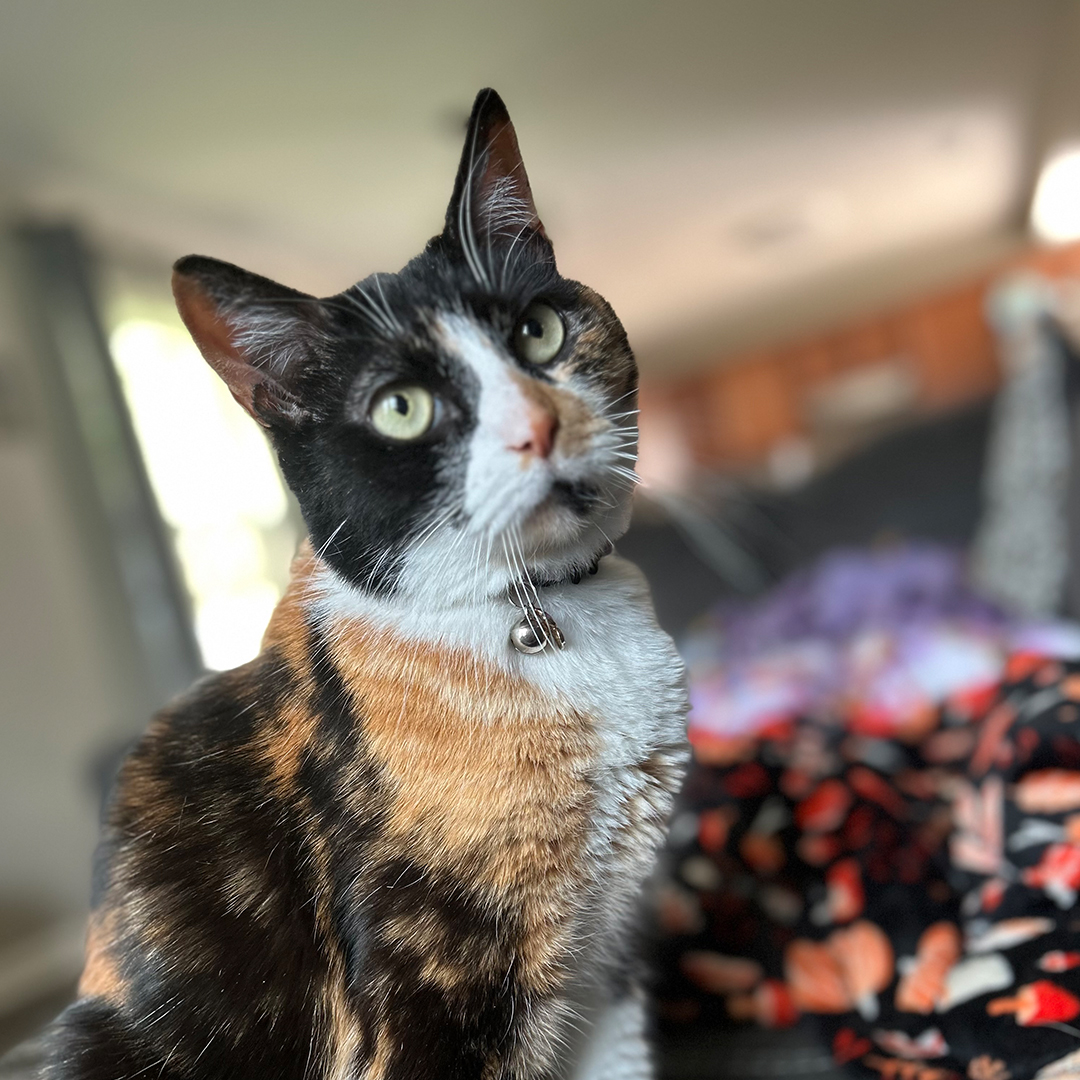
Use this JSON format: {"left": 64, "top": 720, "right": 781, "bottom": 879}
{"left": 507, "top": 548, "right": 611, "bottom": 655}
{"left": 509, "top": 604, "right": 565, "bottom": 655}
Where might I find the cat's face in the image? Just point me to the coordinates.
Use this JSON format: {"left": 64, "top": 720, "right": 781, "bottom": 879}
{"left": 173, "top": 89, "right": 637, "bottom": 599}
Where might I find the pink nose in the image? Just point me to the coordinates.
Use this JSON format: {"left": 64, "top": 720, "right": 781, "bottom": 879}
{"left": 509, "top": 402, "right": 558, "bottom": 459}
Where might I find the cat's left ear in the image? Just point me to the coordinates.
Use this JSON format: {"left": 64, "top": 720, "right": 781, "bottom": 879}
{"left": 172, "top": 255, "right": 327, "bottom": 429}
{"left": 443, "top": 88, "right": 550, "bottom": 268}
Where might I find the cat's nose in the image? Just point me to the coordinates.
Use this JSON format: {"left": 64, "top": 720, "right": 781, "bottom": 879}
{"left": 509, "top": 401, "right": 558, "bottom": 459}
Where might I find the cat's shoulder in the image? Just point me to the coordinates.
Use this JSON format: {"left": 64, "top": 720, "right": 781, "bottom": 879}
{"left": 533, "top": 555, "right": 687, "bottom": 750}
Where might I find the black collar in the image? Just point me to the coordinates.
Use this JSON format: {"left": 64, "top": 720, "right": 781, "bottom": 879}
{"left": 526, "top": 541, "right": 613, "bottom": 590}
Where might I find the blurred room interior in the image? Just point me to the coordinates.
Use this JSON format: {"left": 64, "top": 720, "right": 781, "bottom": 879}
{"left": 4, "top": 1, "right": 1080, "bottom": 1074}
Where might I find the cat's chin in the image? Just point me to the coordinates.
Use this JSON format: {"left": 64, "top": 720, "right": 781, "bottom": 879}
{"left": 515, "top": 495, "right": 627, "bottom": 569}
{"left": 511, "top": 488, "right": 577, "bottom": 542}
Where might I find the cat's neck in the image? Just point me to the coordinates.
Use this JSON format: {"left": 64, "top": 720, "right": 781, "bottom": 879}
{"left": 265, "top": 536, "right": 609, "bottom": 638}
{"left": 261, "top": 536, "right": 638, "bottom": 683}
{"left": 304, "top": 516, "right": 616, "bottom": 609}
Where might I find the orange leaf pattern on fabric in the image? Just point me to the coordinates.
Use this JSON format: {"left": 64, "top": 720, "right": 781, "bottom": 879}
{"left": 895, "top": 922, "right": 962, "bottom": 1014}
{"left": 658, "top": 654, "right": 1080, "bottom": 1080}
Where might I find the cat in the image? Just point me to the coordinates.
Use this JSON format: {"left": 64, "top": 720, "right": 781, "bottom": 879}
{"left": 36, "top": 88, "right": 688, "bottom": 1080}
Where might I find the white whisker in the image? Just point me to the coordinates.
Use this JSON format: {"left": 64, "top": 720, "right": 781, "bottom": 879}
{"left": 371, "top": 274, "right": 404, "bottom": 333}
{"left": 605, "top": 387, "right": 639, "bottom": 410}
{"left": 343, "top": 289, "right": 396, "bottom": 336}
{"left": 315, "top": 518, "right": 348, "bottom": 561}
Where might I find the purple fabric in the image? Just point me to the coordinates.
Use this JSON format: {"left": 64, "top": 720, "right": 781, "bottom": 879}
{"left": 686, "top": 545, "right": 1080, "bottom": 741}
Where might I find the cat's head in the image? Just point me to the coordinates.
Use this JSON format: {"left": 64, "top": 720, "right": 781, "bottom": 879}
{"left": 173, "top": 89, "right": 638, "bottom": 601}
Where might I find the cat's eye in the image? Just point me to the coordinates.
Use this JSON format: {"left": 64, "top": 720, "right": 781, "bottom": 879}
{"left": 513, "top": 303, "right": 565, "bottom": 366}
{"left": 368, "top": 385, "right": 436, "bottom": 441}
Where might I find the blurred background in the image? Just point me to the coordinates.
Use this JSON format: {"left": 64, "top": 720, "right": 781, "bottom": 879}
{"left": 4, "top": 0, "right": 1080, "bottom": 1073}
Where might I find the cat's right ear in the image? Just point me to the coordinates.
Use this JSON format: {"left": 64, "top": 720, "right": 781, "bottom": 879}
{"left": 442, "top": 88, "right": 551, "bottom": 278}
{"left": 172, "top": 256, "right": 323, "bottom": 429}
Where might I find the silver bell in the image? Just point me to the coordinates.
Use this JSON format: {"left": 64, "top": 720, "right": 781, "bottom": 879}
{"left": 509, "top": 607, "right": 565, "bottom": 654}
{"left": 510, "top": 617, "right": 547, "bottom": 654}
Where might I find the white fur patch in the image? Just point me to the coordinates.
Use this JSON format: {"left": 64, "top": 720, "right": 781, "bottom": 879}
{"left": 567, "top": 993, "right": 653, "bottom": 1080}
{"left": 436, "top": 313, "right": 553, "bottom": 537}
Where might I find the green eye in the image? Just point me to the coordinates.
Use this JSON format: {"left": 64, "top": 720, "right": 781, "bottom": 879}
{"left": 513, "top": 303, "right": 565, "bottom": 365}
{"left": 369, "top": 385, "right": 435, "bottom": 441}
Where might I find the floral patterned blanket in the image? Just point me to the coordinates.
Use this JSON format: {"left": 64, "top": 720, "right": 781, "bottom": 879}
{"left": 658, "top": 548, "right": 1080, "bottom": 1080}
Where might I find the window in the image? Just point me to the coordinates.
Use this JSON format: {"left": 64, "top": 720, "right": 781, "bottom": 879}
{"left": 106, "top": 291, "right": 302, "bottom": 671}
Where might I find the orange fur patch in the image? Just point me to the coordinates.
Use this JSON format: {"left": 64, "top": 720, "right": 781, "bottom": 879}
{"left": 259, "top": 697, "right": 321, "bottom": 791}
{"left": 258, "top": 542, "right": 328, "bottom": 791}
{"left": 79, "top": 908, "right": 125, "bottom": 1004}
{"left": 322, "top": 971, "right": 367, "bottom": 1080}
{"left": 262, "top": 541, "right": 319, "bottom": 678}
{"left": 324, "top": 613, "right": 596, "bottom": 994}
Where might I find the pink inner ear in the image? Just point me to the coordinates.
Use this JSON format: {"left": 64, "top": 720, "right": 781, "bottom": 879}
{"left": 480, "top": 117, "right": 547, "bottom": 240}
{"left": 172, "top": 272, "right": 271, "bottom": 425}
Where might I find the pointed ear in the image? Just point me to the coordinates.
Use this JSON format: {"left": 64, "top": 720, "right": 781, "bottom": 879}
{"left": 443, "top": 88, "right": 549, "bottom": 274}
{"left": 172, "top": 256, "right": 324, "bottom": 429}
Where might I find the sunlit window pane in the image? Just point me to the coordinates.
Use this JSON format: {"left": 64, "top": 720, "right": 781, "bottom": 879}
{"left": 1031, "top": 144, "right": 1080, "bottom": 244}
{"left": 107, "top": 311, "right": 300, "bottom": 671}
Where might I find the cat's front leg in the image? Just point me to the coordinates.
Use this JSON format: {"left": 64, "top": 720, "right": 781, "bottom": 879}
{"left": 568, "top": 987, "right": 654, "bottom": 1080}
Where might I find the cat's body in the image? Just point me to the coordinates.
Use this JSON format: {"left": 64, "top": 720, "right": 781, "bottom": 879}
{"left": 35, "top": 90, "right": 688, "bottom": 1080}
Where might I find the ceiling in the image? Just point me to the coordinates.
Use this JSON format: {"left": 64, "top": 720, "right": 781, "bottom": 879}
{"left": 2, "top": 0, "right": 1079, "bottom": 373}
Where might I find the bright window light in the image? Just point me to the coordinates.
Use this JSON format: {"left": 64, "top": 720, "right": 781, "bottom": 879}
{"left": 1031, "top": 144, "right": 1080, "bottom": 243}
{"left": 108, "top": 309, "right": 301, "bottom": 671}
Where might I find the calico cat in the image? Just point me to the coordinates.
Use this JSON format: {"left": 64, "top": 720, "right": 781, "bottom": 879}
{"left": 39, "top": 89, "right": 688, "bottom": 1080}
